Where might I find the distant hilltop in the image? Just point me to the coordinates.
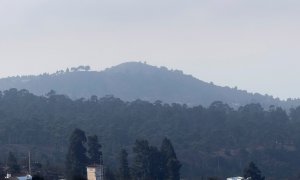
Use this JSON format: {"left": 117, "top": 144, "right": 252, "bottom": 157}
{"left": 0, "top": 61, "right": 299, "bottom": 108}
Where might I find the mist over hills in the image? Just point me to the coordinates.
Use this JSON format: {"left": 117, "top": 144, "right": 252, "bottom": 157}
{"left": 1, "top": 63, "right": 300, "bottom": 179}
{"left": 0, "top": 62, "right": 298, "bottom": 108}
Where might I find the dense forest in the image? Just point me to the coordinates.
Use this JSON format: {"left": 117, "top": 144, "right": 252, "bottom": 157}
{"left": 0, "top": 62, "right": 299, "bottom": 108}
{"left": 1, "top": 89, "right": 300, "bottom": 179}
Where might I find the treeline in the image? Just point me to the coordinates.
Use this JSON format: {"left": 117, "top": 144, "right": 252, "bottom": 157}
{"left": 1, "top": 89, "right": 300, "bottom": 179}
{"left": 66, "top": 129, "right": 181, "bottom": 180}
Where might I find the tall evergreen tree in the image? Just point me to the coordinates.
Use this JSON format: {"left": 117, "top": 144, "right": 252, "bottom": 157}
{"left": 160, "top": 138, "right": 181, "bottom": 180}
{"left": 118, "top": 149, "right": 131, "bottom": 180}
{"left": 65, "top": 128, "right": 89, "bottom": 180}
{"left": 148, "top": 146, "right": 164, "bottom": 180}
{"left": 132, "top": 139, "right": 151, "bottom": 180}
{"left": 87, "top": 135, "right": 102, "bottom": 165}
{"left": 132, "top": 139, "right": 165, "bottom": 180}
{"left": 243, "top": 162, "right": 265, "bottom": 180}
{"left": 7, "top": 151, "right": 20, "bottom": 174}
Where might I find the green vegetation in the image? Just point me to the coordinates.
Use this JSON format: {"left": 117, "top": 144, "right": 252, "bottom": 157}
{"left": 160, "top": 138, "right": 181, "bottom": 180}
{"left": 65, "top": 128, "right": 89, "bottom": 179}
{"left": 65, "top": 129, "right": 180, "bottom": 180}
{"left": 87, "top": 135, "right": 103, "bottom": 165}
{"left": 118, "top": 149, "right": 130, "bottom": 180}
{"left": 1, "top": 89, "right": 300, "bottom": 179}
{"left": 7, "top": 151, "right": 20, "bottom": 174}
{"left": 243, "top": 162, "right": 265, "bottom": 180}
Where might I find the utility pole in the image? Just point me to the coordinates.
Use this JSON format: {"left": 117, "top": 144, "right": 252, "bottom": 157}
{"left": 28, "top": 151, "right": 31, "bottom": 175}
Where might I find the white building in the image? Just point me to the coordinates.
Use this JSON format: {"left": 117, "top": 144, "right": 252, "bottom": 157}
{"left": 17, "top": 175, "right": 32, "bottom": 180}
{"left": 227, "top": 177, "right": 244, "bottom": 180}
{"left": 5, "top": 173, "right": 32, "bottom": 180}
{"left": 87, "top": 165, "right": 104, "bottom": 180}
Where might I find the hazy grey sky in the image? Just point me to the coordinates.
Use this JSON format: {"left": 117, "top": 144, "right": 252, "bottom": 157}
{"left": 0, "top": 0, "right": 300, "bottom": 99}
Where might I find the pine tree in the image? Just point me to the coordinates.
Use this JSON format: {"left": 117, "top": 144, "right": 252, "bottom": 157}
{"left": 132, "top": 139, "right": 165, "bottom": 180}
{"left": 148, "top": 146, "right": 164, "bottom": 180}
{"left": 132, "top": 139, "right": 151, "bottom": 180}
{"left": 65, "top": 128, "right": 89, "bottom": 180}
{"left": 87, "top": 135, "right": 102, "bottom": 165}
{"left": 243, "top": 162, "right": 265, "bottom": 180}
{"left": 160, "top": 138, "right": 181, "bottom": 180}
{"left": 118, "top": 149, "right": 131, "bottom": 180}
{"left": 7, "top": 151, "right": 20, "bottom": 174}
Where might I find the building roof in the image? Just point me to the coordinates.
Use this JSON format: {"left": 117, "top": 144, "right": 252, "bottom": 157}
{"left": 87, "top": 164, "right": 103, "bottom": 168}
{"left": 227, "top": 177, "right": 244, "bottom": 180}
{"left": 17, "top": 175, "right": 32, "bottom": 180}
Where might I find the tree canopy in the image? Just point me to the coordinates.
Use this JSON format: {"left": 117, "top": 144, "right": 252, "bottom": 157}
{"left": 87, "top": 135, "right": 102, "bottom": 165}
{"left": 0, "top": 89, "right": 300, "bottom": 179}
{"left": 65, "top": 128, "right": 89, "bottom": 179}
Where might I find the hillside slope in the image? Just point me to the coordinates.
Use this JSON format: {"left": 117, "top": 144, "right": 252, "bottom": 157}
{"left": 0, "top": 62, "right": 298, "bottom": 107}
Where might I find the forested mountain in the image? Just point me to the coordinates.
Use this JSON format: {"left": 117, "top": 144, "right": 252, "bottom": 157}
{"left": 0, "top": 62, "right": 298, "bottom": 108}
{"left": 1, "top": 89, "right": 300, "bottom": 179}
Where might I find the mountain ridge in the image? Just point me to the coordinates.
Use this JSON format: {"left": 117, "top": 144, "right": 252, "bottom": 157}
{"left": 0, "top": 61, "right": 299, "bottom": 108}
